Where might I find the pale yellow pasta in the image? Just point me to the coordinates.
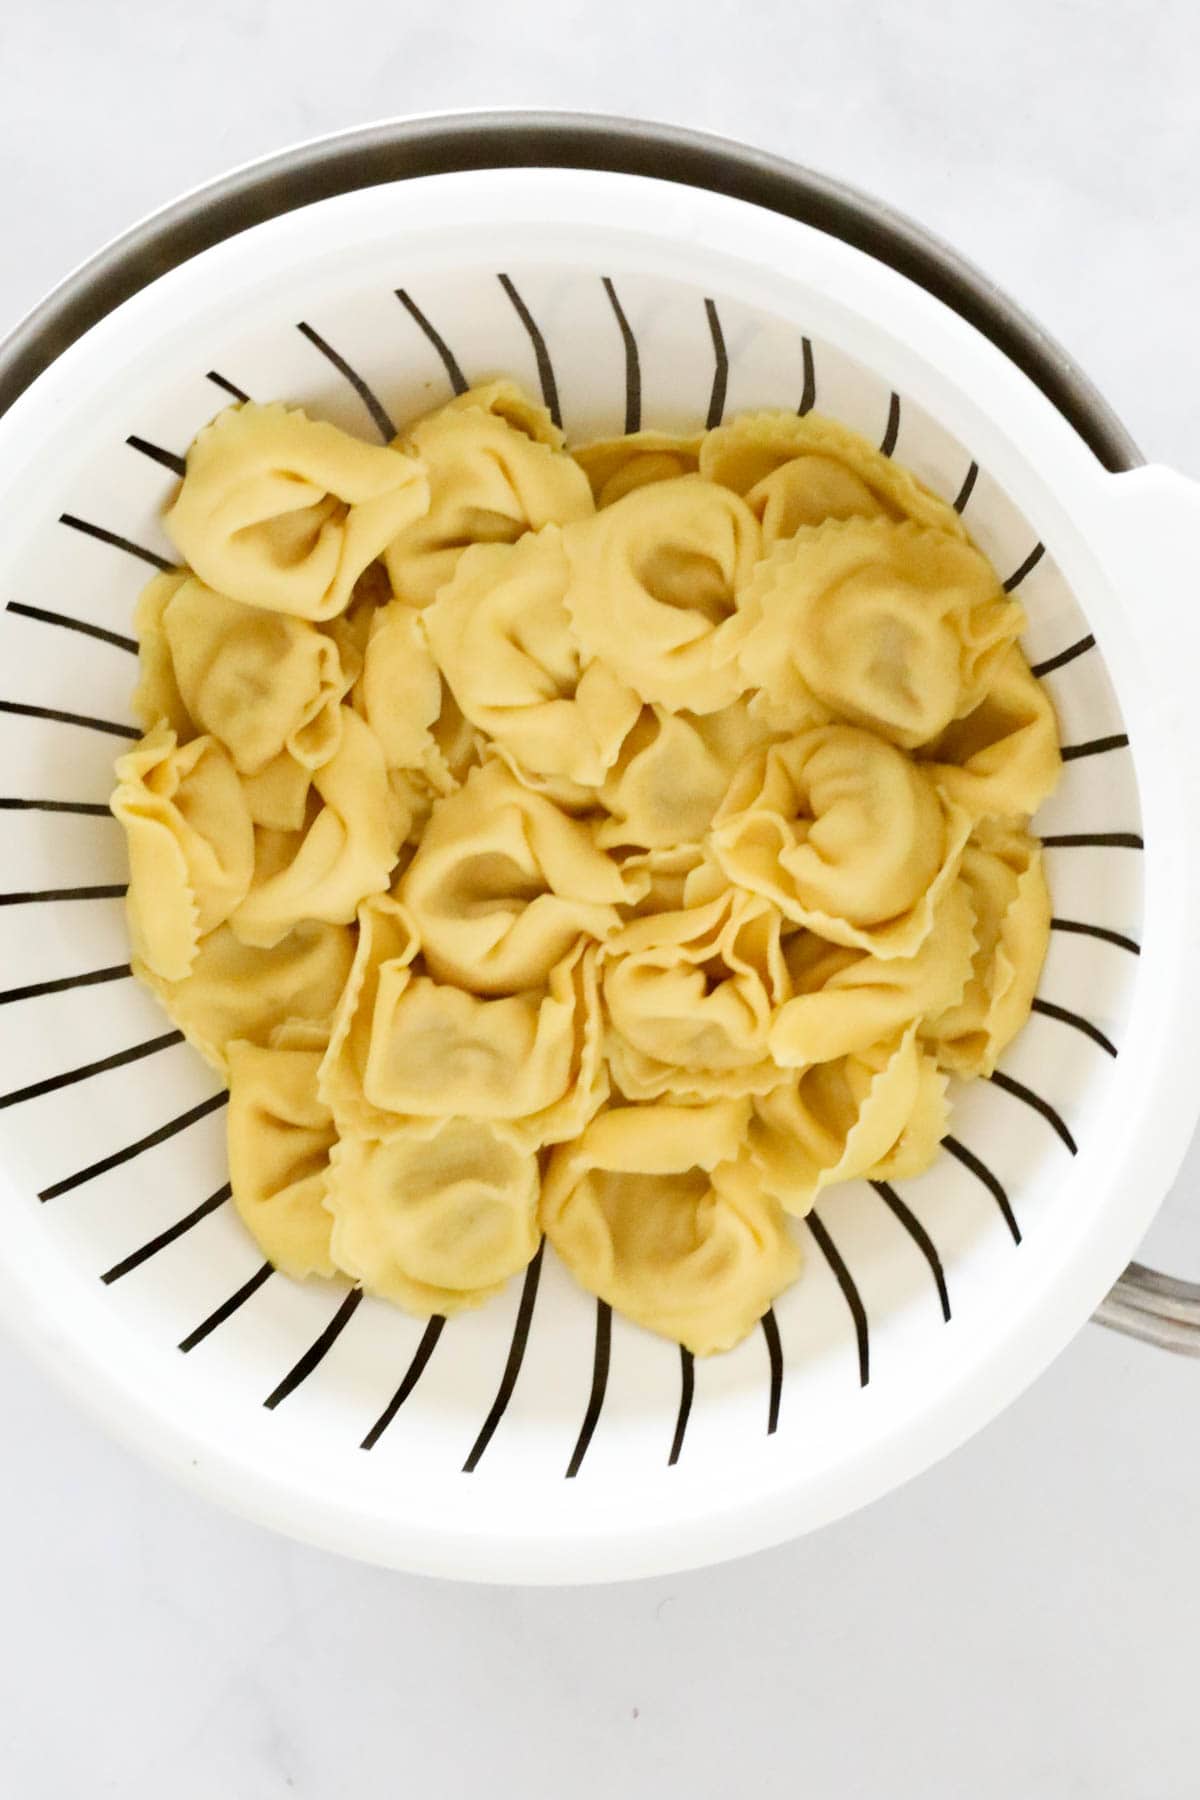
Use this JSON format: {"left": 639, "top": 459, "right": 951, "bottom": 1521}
{"left": 384, "top": 382, "right": 593, "bottom": 606}
{"left": 541, "top": 1099, "right": 800, "bottom": 1355}
{"left": 136, "top": 919, "right": 355, "bottom": 1076}
{"left": 699, "top": 411, "right": 967, "bottom": 545}
{"left": 425, "top": 529, "right": 641, "bottom": 786}
{"left": 399, "top": 757, "right": 643, "bottom": 993}
{"left": 158, "top": 574, "right": 350, "bottom": 775}
{"left": 711, "top": 726, "right": 971, "bottom": 956}
{"left": 165, "top": 403, "right": 429, "bottom": 619}
{"left": 602, "top": 886, "right": 790, "bottom": 1100}
{"left": 113, "top": 724, "right": 255, "bottom": 981}
{"left": 562, "top": 475, "right": 760, "bottom": 713}
{"left": 326, "top": 1121, "right": 540, "bottom": 1314}
{"left": 868, "top": 1049, "right": 953, "bottom": 1181}
{"left": 317, "top": 894, "right": 422, "bottom": 1137}
{"left": 922, "top": 822, "right": 1051, "bottom": 1075}
{"left": 920, "top": 646, "right": 1062, "bottom": 821}
{"left": 240, "top": 752, "right": 314, "bottom": 831}
{"left": 614, "top": 844, "right": 707, "bottom": 918}
{"left": 596, "top": 699, "right": 777, "bottom": 849}
{"left": 731, "top": 519, "right": 1024, "bottom": 747}
{"left": 318, "top": 896, "right": 607, "bottom": 1149}
{"left": 226, "top": 1039, "right": 338, "bottom": 1278}
{"left": 365, "top": 942, "right": 607, "bottom": 1149}
{"left": 572, "top": 430, "right": 703, "bottom": 507}
{"left": 353, "top": 598, "right": 443, "bottom": 771}
{"left": 232, "top": 707, "right": 405, "bottom": 947}
{"left": 131, "top": 569, "right": 193, "bottom": 738}
{"left": 749, "top": 1026, "right": 947, "bottom": 1215}
{"left": 443, "top": 377, "right": 566, "bottom": 445}
{"left": 115, "top": 385, "right": 1064, "bottom": 1357}
{"left": 770, "top": 881, "right": 977, "bottom": 1065}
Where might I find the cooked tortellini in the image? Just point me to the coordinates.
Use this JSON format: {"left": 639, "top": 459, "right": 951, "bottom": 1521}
{"left": 730, "top": 519, "right": 1024, "bottom": 746}
{"left": 166, "top": 402, "right": 430, "bottom": 619}
{"left": 700, "top": 411, "right": 967, "bottom": 545}
{"left": 562, "top": 476, "right": 760, "bottom": 712}
{"left": 425, "top": 529, "right": 641, "bottom": 786}
{"left": 326, "top": 1121, "right": 541, "bottom": 1314}
{"left": 602, "top": 885, "right": 790, "bottom": 1100}
{"left": 710, "top": 726, "right": 971, "bottom": 956}
{"left": 749, "top": 1026, "right": 949, "bottom": 1214}
{"left": 384, "top": 381, "right": 594, "bottom": 606}
{"left": 541, "top": 1100, "right": 800, "bottom": 1354}
{"left": 597, "top": 699, "right": 777, "bottom": 849}
{"left": 158, "top": 575, "right": 352, "bottom": 774}
{"left": 398, "top": 757, "right": 642, "bottom": 993}
{"left": 137, "top": 919, "right": 355, "bottom": 1076}
{"left": 114, "top": 383, "right": 1061, "bottom": 1354}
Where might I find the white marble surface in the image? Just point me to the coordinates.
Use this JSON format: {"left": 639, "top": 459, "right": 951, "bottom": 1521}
{"left": 2, "top": 3, "right": 1200, "bottom": 1795}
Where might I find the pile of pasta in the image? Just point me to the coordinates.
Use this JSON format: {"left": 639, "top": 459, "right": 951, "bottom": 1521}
{"left": 111, "top": 379, "right": 1061, "bottom": 1356}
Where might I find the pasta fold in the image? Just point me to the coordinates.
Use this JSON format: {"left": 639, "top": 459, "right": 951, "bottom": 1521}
{"left": 113, "top": 724, "right": 255, "bottom": 980}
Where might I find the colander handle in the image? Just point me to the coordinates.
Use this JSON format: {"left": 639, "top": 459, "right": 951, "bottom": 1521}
{"left": 1072, "top": 464, "right": 1200, "bottom": 1354}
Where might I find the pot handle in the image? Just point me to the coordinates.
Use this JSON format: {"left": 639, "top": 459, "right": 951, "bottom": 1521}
{"left": 1063, "top": 465, "right": 1200, "bottom": 1353}
{"left": 1094, "top": 1265, "right": 1200, "bottom": 1354}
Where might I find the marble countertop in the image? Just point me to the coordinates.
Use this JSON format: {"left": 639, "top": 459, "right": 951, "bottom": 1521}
{"left": 2, "top": 3, "right": 1198, "bottom": 1795}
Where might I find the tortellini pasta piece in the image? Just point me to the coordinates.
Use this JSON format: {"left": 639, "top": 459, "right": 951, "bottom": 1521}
{"left": 226, "top": 1039, "right": 338, "bottom": 1278}
{"left": 700, "top": 410, "right": 967, "bottom": 546}
{"left": 920, "top": 646, "right": 1062, "bottom": 821}
{"left": 424, "top": 529, "right": 641, "bottom": 786}
{"left": 602, "top": 886, "right": 790, "bottom": 1100}
{"left": 562, "top": 475, "right": 760, "bottom": 713}
{"left": 232, "top": 707, "right": 405, "bottom": 947}
{"left": 572, "top": 429, "right": 702, "bottom": 507}
{"left": 159, "top": 574, "right": 350, "bottom": 775}
{"left": 135, "top": 919, "right": 355, "bottom": 1076}
{"left": 326, "top": 1121, "right": 541, "bottom": 1314}
{"left": 368, "top": 944, "right": 607, "bottom": 1148}
{"left": 770, "top": 881, "right": 977, "bottom": 1065}
{"left": 399, "top": 757, "right": 643, "bottom": 993}
{"left": 596, "top": 699, "right": 777, "bottom": 849}
{"left": 711, "top": 726, "right": 971, "bottom": 957}
{"left": 749, "top": 1026, "right": 948, "bottom": 1214}
{"left": 319, "top": 897, "right": 607, "bottom": 1149}
{"left": 165, "top": 402, "right": 430, "bottom": 619}
{"left": 384, "top": 382, "right": 594, "bottom": 606}
{"left": 541, "top": 1099, "right": 801, "bottom": 1355}
{"left": 922, "top": 823, "right": 1051, "bottom": 1076}
{"left": 731, "top": 519, "right": 1024, "bottom": 747}
{"left": 112, "top": 724, "right": 255, "bottom": 981}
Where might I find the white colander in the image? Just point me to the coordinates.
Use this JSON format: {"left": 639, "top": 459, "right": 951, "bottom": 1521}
{"left": 0, "top": 118, "right": 1196, "bottom": 1583}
